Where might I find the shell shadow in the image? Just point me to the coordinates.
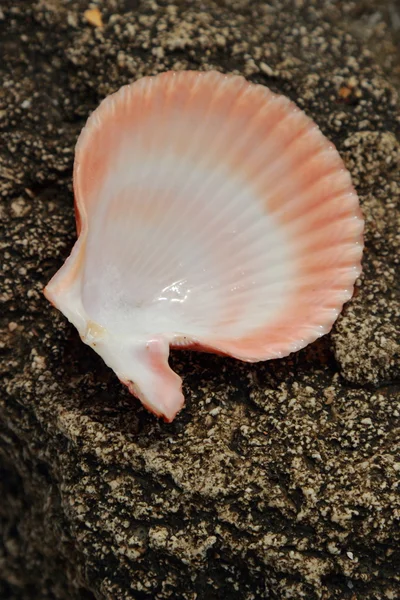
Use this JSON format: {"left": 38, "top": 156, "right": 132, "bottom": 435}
{"left": 45, "top": 312, "right": 337, "bottom": 442}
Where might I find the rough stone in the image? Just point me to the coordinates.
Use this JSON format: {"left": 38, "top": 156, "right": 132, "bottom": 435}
{"left": 1, "top": 1, "right": 399, "bottom": 599}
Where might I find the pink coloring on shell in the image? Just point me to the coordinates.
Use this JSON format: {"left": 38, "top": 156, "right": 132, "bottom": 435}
{"left": 44, "top": 71, "right": 364, "bottom": 421}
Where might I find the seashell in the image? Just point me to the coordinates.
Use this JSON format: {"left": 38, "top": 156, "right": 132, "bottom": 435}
{"left": 44, "top": 70, "right": 364, "bottom": 422}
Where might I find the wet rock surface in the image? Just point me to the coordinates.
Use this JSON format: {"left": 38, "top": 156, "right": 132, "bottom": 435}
{"left": 0, "top": 1, "right": 399, "bottom": 599}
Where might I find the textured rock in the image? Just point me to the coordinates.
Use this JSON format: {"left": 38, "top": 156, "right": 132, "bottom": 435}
{"left": 0, "top": 1, "right": 399, "bottom": 599}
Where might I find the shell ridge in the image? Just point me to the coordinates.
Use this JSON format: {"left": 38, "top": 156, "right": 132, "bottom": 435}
{"left": 124, "top": 75, "right": 254, "bottom": 282}
{"left": 248, "top": 133, "right": 335, "bottom": 200}
{"left": 121, "top": 75, "right": 225, "bottom": 279}
{"left": 266, "top": 166, "right": 354, "bottom": 224}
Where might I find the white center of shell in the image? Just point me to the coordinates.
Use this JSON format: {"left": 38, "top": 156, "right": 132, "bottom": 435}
{"left": 82, "top": 153, "right": 295, "bottom": 341}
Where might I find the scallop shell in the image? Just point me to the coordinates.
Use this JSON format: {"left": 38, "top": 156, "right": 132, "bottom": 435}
{"left": 44, "top": 70, "right": 364, "bottom": 422}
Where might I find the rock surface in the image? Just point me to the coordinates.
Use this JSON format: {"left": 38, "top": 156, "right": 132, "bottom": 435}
{"left": 0, "top": 1, "right": 399, "bottom": 599}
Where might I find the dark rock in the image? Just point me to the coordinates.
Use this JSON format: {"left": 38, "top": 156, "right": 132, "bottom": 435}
{"left": 1, "top": 1, "right": 399, "bottom": 599}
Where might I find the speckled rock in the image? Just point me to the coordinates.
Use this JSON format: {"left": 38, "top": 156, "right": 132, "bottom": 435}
{"left": 1, "top": 1, "right": 399, "bottom": 600}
